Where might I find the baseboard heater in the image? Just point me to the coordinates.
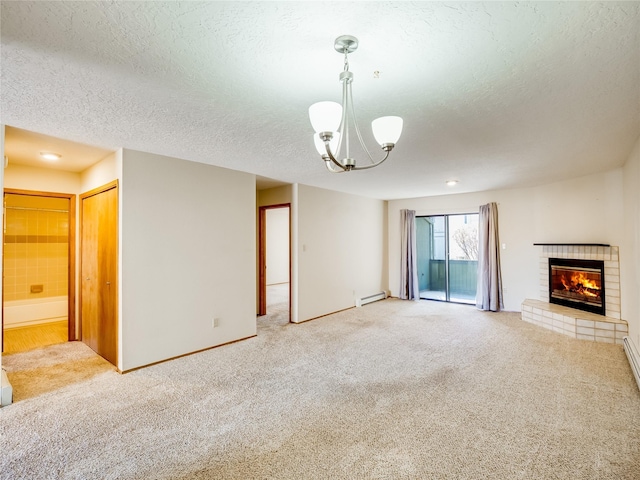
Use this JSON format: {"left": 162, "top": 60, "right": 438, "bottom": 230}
{"left": 623, "top": 336, "right": 640, "bottom": 392}
{"left": 356, "top": 291, "right": 387, "bottom": 307}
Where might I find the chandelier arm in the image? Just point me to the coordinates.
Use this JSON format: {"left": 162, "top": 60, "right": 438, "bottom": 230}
{"left": 343, "top": 78, "right": 351, "bottom": 160}
{"left": 324, "top": 141, "right": 348, "bottom": 171}
{"left": 336, "top": 83, "right": 347, "bottom": 155}
{"left": 346, "top": 82, "right": 377, "bottom": 165}
{"left": 324, "top": 160, "right": 346, "bottom": 173}
{"left": 351, "top": 149, "right": 391, "bottom": 171}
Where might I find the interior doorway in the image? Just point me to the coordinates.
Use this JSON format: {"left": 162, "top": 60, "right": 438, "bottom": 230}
{"left": 258, "top": 204, "right": 290, "bottom": 320}
{"left": 2, "top": 189, "right": 76, "bottom": 354}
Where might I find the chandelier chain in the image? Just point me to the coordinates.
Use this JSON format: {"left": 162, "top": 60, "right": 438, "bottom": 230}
{"left": 343, "top": 51, "right": 350, "bottom": 72}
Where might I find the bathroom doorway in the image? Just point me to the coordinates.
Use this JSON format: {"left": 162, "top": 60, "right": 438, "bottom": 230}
{"left": 2, "top": 189, "right": 76, "bottom": 353}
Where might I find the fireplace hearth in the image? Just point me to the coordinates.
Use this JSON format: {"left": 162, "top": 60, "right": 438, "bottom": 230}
{"left": 549, "top": 258, "right": 605, "bottom": 315}
{"left": 521, "top": 244, "right": 626, "bottom": 345}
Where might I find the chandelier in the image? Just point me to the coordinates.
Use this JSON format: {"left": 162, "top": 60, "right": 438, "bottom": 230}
{"left": 309, "top": 35, "right": 403, "bottom": 172}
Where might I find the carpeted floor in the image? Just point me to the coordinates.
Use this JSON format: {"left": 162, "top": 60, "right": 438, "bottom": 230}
{"left": 1, "top": 298, "right": 639, "bottom": 479}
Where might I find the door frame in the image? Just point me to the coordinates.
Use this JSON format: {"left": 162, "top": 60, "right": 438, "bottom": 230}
{"left": 2, "top": 188, "right": 77, "bottom": 344}
{"left": 416, "top": 212, "right": 479, "bottom": 304}
{"left": 258, "top": 203, "right": 291, "bottom": 318}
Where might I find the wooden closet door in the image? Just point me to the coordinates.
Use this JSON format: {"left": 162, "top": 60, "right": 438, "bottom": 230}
{"left": 81, "top": 192, "right": 100, "bottom": 354}
{"left": 81, "top": 182, "right": 118, "bottom": 366}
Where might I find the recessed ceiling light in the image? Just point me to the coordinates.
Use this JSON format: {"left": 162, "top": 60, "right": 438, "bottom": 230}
{"left": 446, "top": 180, "right": 458, "bottom": 186}
{"left": 40, "top": 152, "right": 61, "bottom": 161}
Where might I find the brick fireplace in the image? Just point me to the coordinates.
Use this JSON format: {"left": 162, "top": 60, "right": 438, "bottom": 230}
{"left": 521, "top": 244, "right": 627, "bottom": 345}
{"left": 539, "top": 244, "right": 620, "bottom": 319}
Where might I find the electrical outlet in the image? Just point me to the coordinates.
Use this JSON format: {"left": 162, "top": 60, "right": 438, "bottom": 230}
{"left": 212, "top": 318, "right": 219, "bottom": 328}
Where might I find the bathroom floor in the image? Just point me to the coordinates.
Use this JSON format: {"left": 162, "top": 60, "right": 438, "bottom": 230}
{"left": 2, "top": 320, "right": 68, "bottom": 354}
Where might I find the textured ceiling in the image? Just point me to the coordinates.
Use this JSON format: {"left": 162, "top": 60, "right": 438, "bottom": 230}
{"left": 4, "top": 126, "right": 112, "bottom": 172}
{"left": 1, "top": 1, "right": 639, "bottom": 200}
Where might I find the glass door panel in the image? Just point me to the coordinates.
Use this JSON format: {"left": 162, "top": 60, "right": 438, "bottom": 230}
{"left": 416, "top": 213, "right": 478, "bottom": 304}
{"left": 447, "top": 214, "right": 478, "bottom": 304}
{"left": 416, "top": 216, "right": 446, "bottom": 301}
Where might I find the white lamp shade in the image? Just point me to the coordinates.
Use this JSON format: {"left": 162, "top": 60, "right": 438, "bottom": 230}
{"left": 309, "top": 101, "right": 342, "bottom": 133}
{"left": 371, "top": 116, "right": 403, "bottom": 145}
{"left": 313, "top": 132, "right": 340, "bottom": 156}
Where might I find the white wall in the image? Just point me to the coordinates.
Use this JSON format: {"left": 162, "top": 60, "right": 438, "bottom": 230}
{"left": 388, "top": 168, "right": 626, "bottom": 312}
{"left": 120, "top": 149, "right": 256, "bottom": 371}
{"left": 80, "top": 150, "right": 121, "bottom": 193}
{"left": 4, "top": 164, "right": 81, "bottom": 193}
{"left": 297, "top": 184, "right": 387, "bottom": 322}
{"left": 266, "top": 208, "right": 289, "bottom": 285}
{"left": 622, "top": 136, "right": 640, "bottom": 346}
{"left": 257, "top": 185, "right": 292, "bottom": 206}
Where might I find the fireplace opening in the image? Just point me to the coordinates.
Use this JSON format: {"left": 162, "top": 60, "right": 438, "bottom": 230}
{"left": 549, "top": 258, "right": 605, "bottom": 315}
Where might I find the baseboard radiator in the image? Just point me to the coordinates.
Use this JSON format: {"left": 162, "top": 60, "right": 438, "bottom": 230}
{"left": 623, "top": 336, "right": 640, "bottom": 391}
{"left": 356, "top": 291, "right": 387, "bottom": 307}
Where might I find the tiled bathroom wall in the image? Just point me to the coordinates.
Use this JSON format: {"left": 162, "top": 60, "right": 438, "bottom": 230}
{"left": 3, "top": 195, "right": 69, "bottom": 302}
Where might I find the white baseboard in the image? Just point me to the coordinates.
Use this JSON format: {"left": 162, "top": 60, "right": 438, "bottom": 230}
{"left": 623, "top": 336, "right": 640, "bottom": 391}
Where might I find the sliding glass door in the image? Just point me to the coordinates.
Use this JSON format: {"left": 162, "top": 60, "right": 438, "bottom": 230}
{"left": 416, "top": 213, "right": 478, "bottom": 304}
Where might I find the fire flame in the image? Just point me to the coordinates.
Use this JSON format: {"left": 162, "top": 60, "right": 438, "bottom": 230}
{"left": 560, "top": 272, "right": 601, "bottom": 298}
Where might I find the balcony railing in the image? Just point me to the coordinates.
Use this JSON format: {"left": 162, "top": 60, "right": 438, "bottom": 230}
{"left": 418, "top": 259, "right": 477, "bottom": 296}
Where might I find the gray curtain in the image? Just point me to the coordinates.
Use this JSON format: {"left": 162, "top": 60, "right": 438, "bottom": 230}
{"left": 476, "top": 202, "right": 504, "bottom": 311}
{"left": 400, "top": 209, "right": 419, "bottom": 300}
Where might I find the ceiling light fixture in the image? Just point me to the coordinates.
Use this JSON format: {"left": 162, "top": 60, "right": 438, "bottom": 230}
{"left": 40, "top": 152, "right": 61, "bottom": 161}
{"left": 309, "top": 35, "right": 403, "bottom": 172}
{"left": 446, "top": 180, "right": 459, "bottom": 186}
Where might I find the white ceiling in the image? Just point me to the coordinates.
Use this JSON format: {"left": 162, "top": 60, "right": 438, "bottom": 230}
{"left": 1, "top": 1, "right": 638, "bottom": 200}
{"left": 4, "top": 126, "right": 113, "bottom": 172}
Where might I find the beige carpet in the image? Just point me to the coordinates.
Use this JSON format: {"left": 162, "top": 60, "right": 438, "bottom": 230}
{"left": 1, "top": 299, "right": 639, "bottom": 479}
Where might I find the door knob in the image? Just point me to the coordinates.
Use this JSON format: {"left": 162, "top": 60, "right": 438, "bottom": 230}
{"left": 106, "top": 281, "right": 111, "bottom": 285}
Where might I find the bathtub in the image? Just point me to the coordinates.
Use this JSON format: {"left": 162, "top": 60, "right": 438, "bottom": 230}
{"left": 3, "top": 296, "right": 68, "bottom": 328}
